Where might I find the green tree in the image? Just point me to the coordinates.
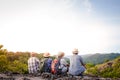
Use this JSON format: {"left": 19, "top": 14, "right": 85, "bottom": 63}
{"left": 0, "top": 45, "right": 3, "bottom": 49}
{"left": 0, "top": 45, "right": 7, "bottom": 55}
{"left": 0, "top": 55, "right": 8, "bottom": 72}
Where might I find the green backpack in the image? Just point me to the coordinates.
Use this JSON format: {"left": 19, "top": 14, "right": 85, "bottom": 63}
{"left": 39, "top": 58, "right": 47, "bottom": 73}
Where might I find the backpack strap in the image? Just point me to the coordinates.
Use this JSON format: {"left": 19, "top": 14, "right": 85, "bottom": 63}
{"left": 40, "top": 58, "right": 49, "bottom": 73}
{"left": 57, "top": 58, "right": 61, "bottom": 66}
{"left": 56, "top": 58, "right": 61, "bottom": 72}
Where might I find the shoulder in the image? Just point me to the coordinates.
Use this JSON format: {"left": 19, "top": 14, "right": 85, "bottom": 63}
{"left": 61, "top": 58, "right": 65, "bottom": 61}
{"left": 70, "top": 55, "right": 79, "bottom": 58}
{"left": 60, "top": 58, "right": 64, "bottom": 62}
{"left": 28, "top": 57, "right": 35, "bottom": 62}
{"left": 48, "top": 58, "right": 53, "bottom": 60}
{"left": 73, "top": 55, "right": 83, "bottom": 60}
{"left": 48, "top": 58, "right": 53, "bottom": 61}
{"left": 33, "top": 57, "right": 38, "bottom": 59}
{"left": 28, "top": 57, "right": 31, "bottom": 62}
{"left": 28, "top": 57, "right": 33, "bottom": 60}
{"left": 34, "top": 57, "right": 40, "bottom": 61}
{"left": 77, "top": 55, "right": 84, "bottom": 61}
{"left": 60, "top": 58, "right": 67, "bottom": 63}
{"left": 77, "top": 55, "right": 82, "bottom": 58}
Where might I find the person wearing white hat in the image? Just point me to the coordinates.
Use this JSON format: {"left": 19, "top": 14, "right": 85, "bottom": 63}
{"left": 43, "top": 52, "right": 50, "bottom": 58}
{"left": 69, "top": 48, "right": 86, "bottom": 76}
{"left": 40, "top": 52, "right": 52, "bottom": 73}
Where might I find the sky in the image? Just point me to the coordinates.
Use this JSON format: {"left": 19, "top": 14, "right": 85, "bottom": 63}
{"left": 0, "top": 0, "right": 120, "bottom": 55}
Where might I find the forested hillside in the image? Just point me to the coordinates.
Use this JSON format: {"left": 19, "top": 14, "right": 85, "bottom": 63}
{"left": 82, "top": 53, "right": 120, "bottom": 64}
{"left": 86, "top": 56, "right": 120, "bottom": 78}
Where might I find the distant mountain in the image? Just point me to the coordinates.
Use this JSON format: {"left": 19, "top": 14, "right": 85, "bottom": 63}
{"left": 81, "top": 53, "right": 120, "bottom": 64}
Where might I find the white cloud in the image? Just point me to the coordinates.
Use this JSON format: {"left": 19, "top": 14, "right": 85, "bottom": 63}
{"left": 83, "top": 0, "right": 92, "bottom": 12}
{"left": 0, "top": 0, "right": 116, "bottom": 55}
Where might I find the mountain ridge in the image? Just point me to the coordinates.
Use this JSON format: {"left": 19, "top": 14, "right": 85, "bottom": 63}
{"left": 66, "top": 53, "right": 120, "bottom": 64}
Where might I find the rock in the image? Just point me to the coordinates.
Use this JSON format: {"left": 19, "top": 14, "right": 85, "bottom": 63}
{"left": 107, "top": 62, "right": 113, "bottom": 66}
{"left": 41, "top": 72, "right": 51, "bottom": 79}
{"left": 0, "top": 73, "right": 120, "bottom": 80}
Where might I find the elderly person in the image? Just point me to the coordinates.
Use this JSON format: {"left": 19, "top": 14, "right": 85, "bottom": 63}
{"left": 40, "top": 52, "right": 52, "bottom": 73}
{"left": 28, "top": 52, "right": 40, "bottom": 74}
{"left": 51, "top": 52, "right": 69, "bottom": 75}
{"left": 69, "top": 48, "right": 86, "bottom": 76}
{"left": 58, "top": 52, "right": 69, "bottom": 73}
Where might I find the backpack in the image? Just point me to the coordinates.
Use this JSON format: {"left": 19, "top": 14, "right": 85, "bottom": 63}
{"left": 40, "top": 58, "right": 52, "bottom": 73}
{"left": 51, "top": 58, "right": 61, "bottom": 74}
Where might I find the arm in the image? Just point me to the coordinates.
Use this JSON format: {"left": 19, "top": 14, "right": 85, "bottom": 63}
{"left": 35, "top": 57, "right": 40, "bottom": 65}
{"left": 80, "top": 57, "right": 87, "bottom": 69}
{"left": 81, "top": 61, "right": 86, "bottom": 69}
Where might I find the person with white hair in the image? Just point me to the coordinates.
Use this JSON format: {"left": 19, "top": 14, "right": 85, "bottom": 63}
{"left": 58, "top": 52, "right": 69, "bottom": 73}
{"left": 51, "top": 52, "right": 69, "bottom": 75}
{"left": 28, "top": 52, "right": 40, "bottom": 74}
{"left": 69, "top": 48, "right": 86, "bottom": 76}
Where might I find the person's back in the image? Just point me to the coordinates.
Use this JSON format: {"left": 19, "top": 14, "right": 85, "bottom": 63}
{"left": 41, "top": 57, "right": 52, "bottom": 73}
{"left": 69, "top": 49, "right": 86, "bottom": 76}
{"left": 40, "top": 52, "right": 52, "bottom": 73}
{"left": 60, "top": 58, "right": 69, "bottom": 73}
{"left": 28, "top": 52, "right": 40, "bottom": 74}
{"left": 51, "top": 52, "right": 66, "bottom": 75}
{"left": 69, "top": 55, "right": 85, "bottom": 75}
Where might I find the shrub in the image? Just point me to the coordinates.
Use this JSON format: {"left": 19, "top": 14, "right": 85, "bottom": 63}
{"left": 7, "top": 60, "right": 28, "bottom": 74}
{"left": 0, "top": 55, "right": 8, "bottom": 72}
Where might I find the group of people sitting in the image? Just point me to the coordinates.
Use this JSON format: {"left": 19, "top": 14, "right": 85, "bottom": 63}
{"left": 28, "top": 48, "right": 86, "bottom": 77}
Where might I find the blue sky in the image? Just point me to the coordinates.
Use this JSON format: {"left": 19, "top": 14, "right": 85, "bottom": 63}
{"left": 0, "top": 0, "right": 120, "bottom": 55}
{"left": 91, "top": 0, "right": 120, "bottom": 25}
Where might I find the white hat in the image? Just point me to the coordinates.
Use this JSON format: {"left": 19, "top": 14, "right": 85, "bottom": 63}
{"left": 43, "top": 52, "right": 50, "bottom": 57}
{"left": 72, "top": 48, "right": 79, "bottom": 54}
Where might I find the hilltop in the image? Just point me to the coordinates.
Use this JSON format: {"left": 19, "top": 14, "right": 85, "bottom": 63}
{"left": 86, "top": 56, "right": 120, "bottom": 78}
{"left": 82, "top": 53, "right": 120, "bottom": 64}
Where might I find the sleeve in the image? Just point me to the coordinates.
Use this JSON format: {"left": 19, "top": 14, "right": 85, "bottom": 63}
{"left": 79, "top": 56, "right": 84, "bottom": 65}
